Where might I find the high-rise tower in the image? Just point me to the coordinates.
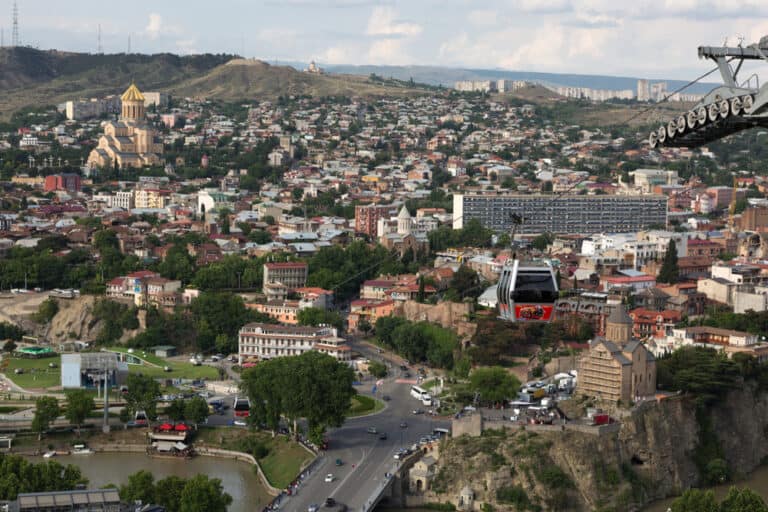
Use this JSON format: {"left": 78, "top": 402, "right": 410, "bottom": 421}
{"left": 11, "top": 1, "right": 19, "bottom": 47}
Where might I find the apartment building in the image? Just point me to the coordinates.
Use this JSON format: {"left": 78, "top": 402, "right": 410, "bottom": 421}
{"left": 354, "top": 203, "right": 400, "bottom": 238}
{"left": 134, "top": 189, "right": 169, "bottom": 209}
{"left": 238, "top": 323, "right": 350, "bottom": 363}
{"left": 44, "top": 174, "right": 81, "bottom": 193}
{"left": 453, "top": 193, "right": 667, "bottom": 235}
{"left": 263, "top": 262, "right": 309, "bottom": 300}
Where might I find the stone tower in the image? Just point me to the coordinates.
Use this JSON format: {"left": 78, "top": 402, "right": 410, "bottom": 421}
{"left": 121, "top": 82, "right": 146, "bottom": 122}
{"left": 605, "top": 303, "right": 632, "bottom": 345}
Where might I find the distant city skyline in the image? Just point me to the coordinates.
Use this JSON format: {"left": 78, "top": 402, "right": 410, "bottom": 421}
{"left": 1, "top": 0, "right": 767, "bottom": 80}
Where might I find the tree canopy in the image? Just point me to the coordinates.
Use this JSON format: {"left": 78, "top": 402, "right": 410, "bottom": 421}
{"left": 469, "top": 366, "right": 521, "bottom": 404}
{"left": 119, "top": 471, "right": 231, "bottom": 512}
{"left": 31, "top": 396, "right": 60, "bottom": 440}
{"left": 375, "top": 317, "right": 458, "bottom": 369}
{"left": 240, "top": 351, "right": 355, "bottom": 443}
{"left": 123, "top": 374, "right": 161, "bottom": 422}
{"left": 658, "top": 239, "right": 679, "bottom": 284}
{"left": 671, "top": 486, "right": 768, "bottom": 512}
{"left": 64, "top": 389, "right": 95, "bottom": 436}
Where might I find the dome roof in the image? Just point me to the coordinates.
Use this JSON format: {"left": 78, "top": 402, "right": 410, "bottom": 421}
{"left": 121, "top": 82, "right": 145, "bottom": 102}
{"left": 607, "top": 303, "right": 632, "bottom": 325}
{"left": 397, "top": 205, "right": 411, "bottom": 219}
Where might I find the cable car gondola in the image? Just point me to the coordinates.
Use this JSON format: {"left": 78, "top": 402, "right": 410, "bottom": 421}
{"left": 497, "top": 259, "right": 558, "bottom": 322}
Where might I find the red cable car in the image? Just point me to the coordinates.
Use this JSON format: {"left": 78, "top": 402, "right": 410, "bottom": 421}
{"left": 497, "top": 259, "right": 558, "bottom": 322}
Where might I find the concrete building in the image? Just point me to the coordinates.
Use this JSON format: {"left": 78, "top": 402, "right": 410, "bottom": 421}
{"left": 263, "top": 262, "right": 308, "bottom": 300}
{"left": 577, "top": 304, "right": 657, "bottom": 405}
{"left": 134, "top": 189, "right": 169, "bottom": 209}
{"left": 355, "top": 203, "right": 399, "bottom": 238}
{"left": 61, "top": 352, "right": 128, "bottom": 389}
{"left": 453, "top": 193, "right": 667, "bottom": 235}
{"left": 43, "top": 174, "right": 81, "bottom": 193}
{"left": 11, "top": 489, "right": 123, "bottom": 512}
{"left": 87, "top": 83, "right": 163, "bottom": 169}
{"left": 65, "top": 95, "right": 121, "bottom": 121}
{"left": 238, "top": 323, "right": 351, "bottom": 363}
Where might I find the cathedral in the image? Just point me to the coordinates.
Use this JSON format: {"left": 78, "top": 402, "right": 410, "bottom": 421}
{"left": 87, "top": 83, "right": 163, "bottom": 169}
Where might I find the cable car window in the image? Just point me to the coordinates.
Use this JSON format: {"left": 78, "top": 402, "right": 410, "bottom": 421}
{"left": 513, "top": 272, "right": 558, "bottom": 303}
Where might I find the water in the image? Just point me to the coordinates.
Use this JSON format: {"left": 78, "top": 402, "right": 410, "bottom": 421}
{"left": 643, "top": 464, "right": 768, "bottom": 511}
{"left": 27, "top": 453, "right": 271, "bottom": 512}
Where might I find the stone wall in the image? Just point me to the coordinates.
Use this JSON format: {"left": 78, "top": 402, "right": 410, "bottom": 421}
{"left": 395, "top": 300, "right": 476, "bottom": 338}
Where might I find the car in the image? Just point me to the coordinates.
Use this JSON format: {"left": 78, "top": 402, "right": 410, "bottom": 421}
{"left": 335, "top": 458, "right": 343, "bottom": 466}
{"left": 366, "top": 426, "right": 378, "bottom": 434}
{"left": 403, "top": 372, "right": 411, "bottom": 378}
{"left": 400, "top": 421, "right": 408, "bottom": 428}
{"left": 412, "top": 408, "right": 424, "bottom": 415}
{"left": 163, "top": 366, "right": 172, "bottom": 372}
{"left": 13, "top": 368, "right": 23, "bottom": 375}
{"left": 233, "top": 419, "right": 247, "bottom": 427}
{"left": 379, "top": 432, "right": 388, "bottom": 440}
{"left": 308, "top": 505, "right": 319, "bottom": 512}
{"left": 324, "top": 497, "right": 336, "bottom": 507}
{"left": 324, "top": 473, "right": 334, "bottom": 483}
{"left": 382, "top": 395, "right": 391, "bottom": 401}
{"left": 211, "top": 355, "right": 220, "bottom": 362}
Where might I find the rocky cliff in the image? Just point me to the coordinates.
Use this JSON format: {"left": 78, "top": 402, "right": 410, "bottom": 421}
{"left": 40, "top": 296, "right": 143, "bottom": 344}
{"left": 429, "top": 387, "right": 768, "bottom": 511}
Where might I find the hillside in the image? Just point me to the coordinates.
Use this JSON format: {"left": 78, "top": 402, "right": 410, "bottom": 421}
{"left": 169, "top": 58, "right": 425, "bottom": 100}
{"left": 0, "top": 49, "right": 425, "bottom": 119}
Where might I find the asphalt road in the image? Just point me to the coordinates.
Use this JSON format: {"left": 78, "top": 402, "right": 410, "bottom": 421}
{"left": 287, "top": 343, "right": 449, "bottom": 512}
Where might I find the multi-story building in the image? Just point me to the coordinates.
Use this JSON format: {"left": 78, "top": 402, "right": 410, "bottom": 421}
{"left": 453, "top": 193, "right": 667, "bottom": 235}
{"left": 263, "top": 262, "right": 308, "bottom": 300}
{"left": 238, "top": 323, "right": 350, "bottom": 363}
{"left": 134, "top": 189, "right": 169, "bottom": 209}
{"left": 114, "top": 191, "right": 134, "bottom": 210}
{"left": 354, "top": 204, "right": 400, "bottom": 238}
{"left": 577, "top": 304, "right": 657, "bottom": 404}
{"left": 44, "top": 174, "right": 81, "bottom": 193}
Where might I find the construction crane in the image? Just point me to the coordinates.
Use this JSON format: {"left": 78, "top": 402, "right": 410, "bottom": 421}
{"left": 648, "top": 35, "right": 768, "bottom": 149}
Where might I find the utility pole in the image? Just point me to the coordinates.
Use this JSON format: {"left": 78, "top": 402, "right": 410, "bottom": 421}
{"left": 102, "top": 369, "right": 110, "bottom": 433}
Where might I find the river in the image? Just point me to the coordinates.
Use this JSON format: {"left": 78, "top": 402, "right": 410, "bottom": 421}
{"left": 27, "top": 453, "right": 272, "bottom": 512}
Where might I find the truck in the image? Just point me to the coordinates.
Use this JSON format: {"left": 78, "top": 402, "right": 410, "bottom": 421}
{"left": 521, "top": 387, "right": 546, "bottom": 400}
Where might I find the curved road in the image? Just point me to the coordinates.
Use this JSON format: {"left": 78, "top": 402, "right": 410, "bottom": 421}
{"left": 287, "top": 342, "right": 449, "bottom": 512}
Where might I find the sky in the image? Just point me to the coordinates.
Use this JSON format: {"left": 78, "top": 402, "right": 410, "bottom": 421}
{"left": 2, "top": 0, "right": 768, "bottom": 80}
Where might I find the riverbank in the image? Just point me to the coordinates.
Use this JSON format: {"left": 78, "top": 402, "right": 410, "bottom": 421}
{"left": 9, "top": 425, "right": 315, "bottom": 494}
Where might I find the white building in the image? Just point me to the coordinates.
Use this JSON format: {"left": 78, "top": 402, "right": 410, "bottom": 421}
{"left": 238, "top": 323, "right": 350, "bottom": 363}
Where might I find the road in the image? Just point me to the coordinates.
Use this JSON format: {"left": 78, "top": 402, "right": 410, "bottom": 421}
{"left": 287, "top": 342, "right": 449, "bottom": 512}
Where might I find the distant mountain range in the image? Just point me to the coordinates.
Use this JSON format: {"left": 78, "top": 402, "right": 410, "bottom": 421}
{"left": 320, "top": 64, "right": 719, "bottom": 95}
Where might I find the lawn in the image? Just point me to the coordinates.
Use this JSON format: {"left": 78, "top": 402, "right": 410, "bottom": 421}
{"left": 348, "top": 394, "right": 384, "bottom": 417}
{"left": 422, "top": 379, "right": 440, "bottom": 390}
{"left": 196, "top": 427, "right": 312, "bottom": 489}
{"left": 105, "top": 347, "right": 218, "bottom": 380}
{"left": 4, "top": 356, "right": 62, "bottom": 389}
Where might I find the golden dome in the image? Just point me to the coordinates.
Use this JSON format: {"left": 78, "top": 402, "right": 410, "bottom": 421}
{"left": 121, "top": 82, "right": 145, "bottom": 102}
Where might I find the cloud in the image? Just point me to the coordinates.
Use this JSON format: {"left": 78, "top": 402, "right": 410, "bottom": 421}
{"left": 366, "top": 6, "right": 422, "bottom": 37}
{"left": 175, "top": 39, "right": 198, "bottom": 55}
{"left": 321, "top": 45, "right": 355, "bottom": 64}
{"left": 468, "top": 9, "right": 500, "bottom": 27}
{"left": 367, "top": 38, "right": 408, "bottom": 64}
{"left": 144, "top": 13, "right": 163, "bottom": 40}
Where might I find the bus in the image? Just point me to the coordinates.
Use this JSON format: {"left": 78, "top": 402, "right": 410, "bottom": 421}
{"left": 411, "top": 385, "right": 431, "bottom": 405}
{"left": 233, "top": 396, "right": 251, "bottom": 418}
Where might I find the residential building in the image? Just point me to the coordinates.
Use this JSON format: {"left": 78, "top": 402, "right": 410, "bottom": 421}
{"left": 354, "top": 203, "right": 399, "bottom": 238}
{"left": 453, "top": 193, "right": 667, "bottom": 235}
{"left": 628, "top": 308, "right": 681, "bottom": 339}
{"left": 263, "top": 261, "right": 308, "bottom": 300}
{"left": 43, "top": 174, "right": 81, "bottom": 193}
{"left": 348, "top": 298, "right": 396, "bottom": 332}
{"left": 238, "top": 323, "right": 350, "bottom": 363}
{"left": 134, "top": 189, "right": 169, "bottom": 209}
{"left": 577, "top": 304, "right": 657, "bottom": 404}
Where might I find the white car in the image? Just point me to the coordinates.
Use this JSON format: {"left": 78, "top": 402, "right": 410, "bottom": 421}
{"left": 308, "top": 505, "right": 319, "bottom": 512}
{"left": 324, "top": 473, "right": 334, "bottom": 483}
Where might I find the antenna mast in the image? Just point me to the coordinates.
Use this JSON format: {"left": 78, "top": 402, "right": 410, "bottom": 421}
{"left": 97, "top": 24, "right": 102, "bottom": 54}
{"left": 127, "top": 34, "right": 131, "bottom": 54}
{"left": 11, "top": 1, "right": 19, "bottom": 47}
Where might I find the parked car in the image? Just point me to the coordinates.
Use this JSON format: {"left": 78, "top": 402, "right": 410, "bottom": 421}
{"left": 412, "top": 409, "right": 424, "bottom": 415}
{"left": 382, "top": 395, "right": 391, "bottom": 401}
{"left": 308, "top": 505, "right": 319, "bottom": 512}
{"left": 324, "top": 474, "right": 334, "bottom": 483}
{"left": 324, "top": 497, "right": 336, "bottom": 507}
{"left": 335, "top": 458, "right": 343, "bottom": 466}
{"left": 400, "top": 421, "right": 408, "bottom": 428}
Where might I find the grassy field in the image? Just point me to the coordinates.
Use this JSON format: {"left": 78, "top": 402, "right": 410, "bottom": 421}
{"left": 106, "top": 347, "right": 218, "bottom": 380}
{"left": 348, "top": 394, "right": 384, "bottom": 417}
{"left": 196, "top": 427, "right": 312, "bottom": 489}
{"left": 4, "top": 356, "right": 62, "bottom": 389}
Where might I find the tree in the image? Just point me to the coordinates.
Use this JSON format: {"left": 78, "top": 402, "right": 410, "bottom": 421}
{"left": 34, "top": 298, "right": 59, "bottom": 323}
{"left": 119, "top": 470, "right": 156, "bottom": 506}
{"left": 241, "top": 352, "right": 355, "bottom": 443}
{"left": 64, "top": 390, "right": 94, "bottom": 437}
{"left": 670, "top": 488, "right": 718, "bottom": 512}
{"left": 154, "top": 476, "right": 186, "bottom": 512}
{"left": 165, "top": 399, "right": 186, "bottom": 422}
{"left": 124, "top": 374, "right": 161, "bottom": 425}
{"left": 31, "top": 396, "right": 60, "bottom": 441}
{"left": 658, "top": 239, "right": 679, "bottom": 284}
{"left": 358, "top": 318, "right": 372, "bottom": 336}
{"left": 2, "top": 340, "right": 16, "bottom": 353}
{"left": 450, "top": 265, "right": 481, "bottom": 301}
{"left": 720, "top": 487, "right": 768, "bottom": 512}
{"left": 184, "top": 396, "right": 210, "bottom": 428}
{"left": 218, "top": 208, "right": 231, "bottom": 235}
{"left": 468, "top": 367, "right": 521, "bottom": 405}
{"left": 179, "top": 475, "right": 232, "bottom": 512}
{"left": 368, "top": 360, "right": 388, "bottom": 378}
{"left": 297, "top": 307, "right": 344, "bottom": 331}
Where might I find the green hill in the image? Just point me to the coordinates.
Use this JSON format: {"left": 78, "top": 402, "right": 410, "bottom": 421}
{"left": 0, "top": 48, "right": 425, "bottom": 119}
